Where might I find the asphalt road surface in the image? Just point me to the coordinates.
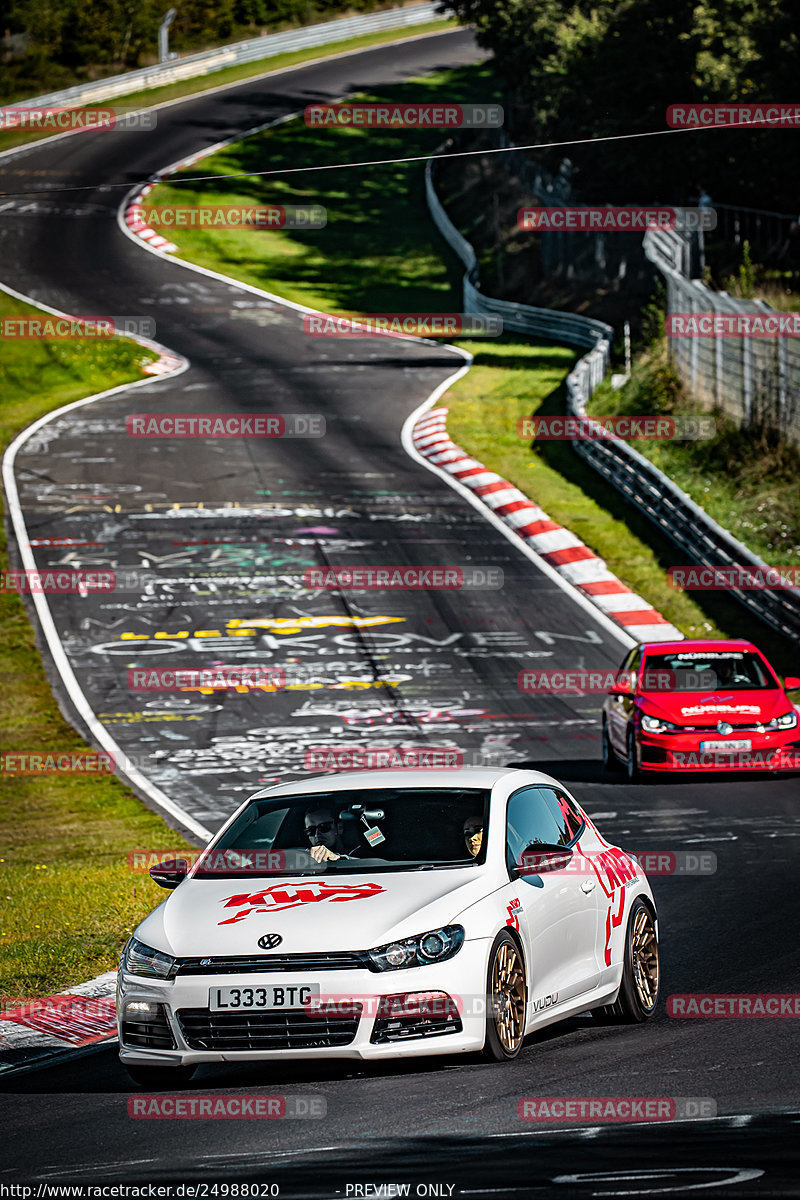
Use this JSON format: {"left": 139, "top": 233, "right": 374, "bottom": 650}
{"left": 1, "top": 27, "right": 799, "bottom": 1196}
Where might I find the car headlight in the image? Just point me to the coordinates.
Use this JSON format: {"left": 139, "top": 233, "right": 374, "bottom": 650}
{"left": 121, "top": 936, "right": 177, "bottom": 980}
{"left": 766, "top": 710, "right": 798, "bottom": 730}
{"left": 368, "top": 925, "right": 464, "bottom": 971}
{"left": 641, "top": 714, "right": 680, "bottom": 734}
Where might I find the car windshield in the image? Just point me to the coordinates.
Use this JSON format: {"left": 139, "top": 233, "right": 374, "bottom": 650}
{"left": 192, "top": 787, "right": 491, "bottom": 877}
{"left": 639, "top": 650, "right": 778, "bottom": 692}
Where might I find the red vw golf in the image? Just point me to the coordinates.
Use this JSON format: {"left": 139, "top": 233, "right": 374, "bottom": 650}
{"left": 602, "top": 639, "right": 800, "bottom": 779}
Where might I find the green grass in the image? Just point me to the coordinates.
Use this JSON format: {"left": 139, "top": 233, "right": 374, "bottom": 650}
{"left": 443, "top": 340, "right": 737, "bottom": 643}
{"left": 146, "top": 64, "right": 491, "bottom": 309}
{"left": 0, "top": 291, "right": 196, "bottom": 998}
{"left": 0, "top": 18, "right": 457, "bottom": 156}
{"left": 586, "top": 341, "right": 800, "bottom": 570}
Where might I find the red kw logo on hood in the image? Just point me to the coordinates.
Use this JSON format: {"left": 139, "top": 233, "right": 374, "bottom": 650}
{"left": 219, "top": 881, "right": 385, "bottom": 924}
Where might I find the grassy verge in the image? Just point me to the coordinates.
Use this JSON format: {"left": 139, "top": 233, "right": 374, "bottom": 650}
{"left": 586, "top": 336, "right": 800, "bottom": 571}
{"left": 141, "top": 64, "right": 792, "bottom": 653}
{"left": 0, "top": 292, "right": 196, "bottom": 998}
{"left": 0, "top": 18, "right": 457, "bottom": 157}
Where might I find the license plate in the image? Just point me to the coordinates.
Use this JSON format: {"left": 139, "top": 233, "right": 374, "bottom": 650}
{"left": 209, "top": 984, "right": 320, "bottom": 1012}
{"left": 698, "top": 739, "right": 752, "bottom": 753}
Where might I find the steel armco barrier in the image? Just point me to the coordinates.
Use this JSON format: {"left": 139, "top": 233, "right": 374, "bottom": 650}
{"left": 8, "top": 4, "right": 443, "bottom": 111}
{"left": 426, "top": 147, "right": 800, "bottom": 642}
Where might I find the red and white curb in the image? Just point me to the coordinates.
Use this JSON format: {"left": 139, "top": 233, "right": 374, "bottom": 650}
{"left": 412, "top": 408, "right": 683, "bottom": 643}
{"left": 125, "top": 180, "right": 178, "bottom": 253}
{"left": 0, "top": 971, "right": 117, "bottom": 1074}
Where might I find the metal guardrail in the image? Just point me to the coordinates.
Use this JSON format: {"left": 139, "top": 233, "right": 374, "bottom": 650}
{"left": 426, "top": 147, "right": 800, "bottom": 642}
{"left": 9, "top": 4, "right": 443, "bottom": 111}
{"left": 425, "top": 148, "right": 613, "bottom": 397}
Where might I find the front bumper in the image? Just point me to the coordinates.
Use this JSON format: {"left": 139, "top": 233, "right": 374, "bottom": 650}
{"left": 117, "top": 938, "right": 490, "bottom": 1064}
{"left": 636, "top": 730, "right": 800, "bottom": 772}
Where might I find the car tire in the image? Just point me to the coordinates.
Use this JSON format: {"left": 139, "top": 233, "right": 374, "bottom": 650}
{"left": 602, "top": 718, "right": 620, "bottom": 771}
{"left": 124, "top": 1063, "right": 196, "bottom": 1088}
{"left": 626, "top": 730, "right": 641, "bottom": 782}
{"left": 482, "top": 931, "right": 527, "bottom": 1061}
{"left": 592, "top": 898, "right": 659, "bottom": 1024}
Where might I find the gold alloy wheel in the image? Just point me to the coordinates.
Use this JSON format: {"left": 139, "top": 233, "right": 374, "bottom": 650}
{"left": 631, "top": 906, "right": 659, "bottom": 1010}
{"left": 490, "top": 941, "right": 526, "bottom": 1052}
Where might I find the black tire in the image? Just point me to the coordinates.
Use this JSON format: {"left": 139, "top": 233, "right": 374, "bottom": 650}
{"left": 602, "top": 718, "right": 620, "bottom": 772}
{"left": 626, "top": 730, "right": 641, "bottom": 782}
{"left": 124, "top": 1063, "right": 196, "bottom": 1088}
{"left": 482, "top": 932, "right": 527, "bottom": 1061}
{"left": 592, "top": 898, "right": 659, "bottom": 1024}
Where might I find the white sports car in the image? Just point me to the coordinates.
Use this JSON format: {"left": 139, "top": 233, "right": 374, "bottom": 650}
{"left": 117, "top": 768, "right": 660, "bottom": 1085}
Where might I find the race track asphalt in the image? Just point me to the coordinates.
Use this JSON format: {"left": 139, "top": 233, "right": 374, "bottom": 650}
{"left": 1, "top": 27, "right": 799, "bottom": 1195}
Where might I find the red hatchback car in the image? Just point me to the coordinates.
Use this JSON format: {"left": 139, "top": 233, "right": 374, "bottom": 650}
{"left": 602, "top": 639, "right": 800, "bottom": 779}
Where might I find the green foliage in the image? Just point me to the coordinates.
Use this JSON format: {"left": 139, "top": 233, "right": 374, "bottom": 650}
{"left": 437, "top": 0, "right": 800, "bottom": 209}
{"left": 2, "top": 0, "right": 403, "bottom": 96}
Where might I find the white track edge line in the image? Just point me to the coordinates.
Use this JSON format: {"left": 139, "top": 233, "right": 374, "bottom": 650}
{"left": 401, "top": 391, "right": 637, "bottom": 651}
{"left": 0, "top": 280, "right": 212, "bottom": 842}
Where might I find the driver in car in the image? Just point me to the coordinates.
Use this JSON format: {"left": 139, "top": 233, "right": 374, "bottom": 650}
{"left": 304, "top": 806, "right": 360, "bottom": 863}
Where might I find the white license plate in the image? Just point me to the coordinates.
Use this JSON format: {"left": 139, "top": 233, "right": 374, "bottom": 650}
{"left": 698, "top": 739, "right": 752, "bottom": 753}
{"left": 210, "top": 984, "right": 320, "bottom": 1012}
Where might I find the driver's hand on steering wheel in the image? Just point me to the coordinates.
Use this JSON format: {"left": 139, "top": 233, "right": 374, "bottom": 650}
{"left": 310, "top": 844, "right": 341, "bottom": 863}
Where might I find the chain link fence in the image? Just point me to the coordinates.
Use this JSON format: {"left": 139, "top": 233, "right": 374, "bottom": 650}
{"left": 644, "top": 227, "right": 800, "bottom": 448}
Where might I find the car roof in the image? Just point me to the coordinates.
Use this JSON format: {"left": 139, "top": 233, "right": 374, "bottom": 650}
{"left": 247, "top": 767, "right": 564, "bottom": 801}
{"left": 639, "top": 638, "right": 759, "bottom": 654}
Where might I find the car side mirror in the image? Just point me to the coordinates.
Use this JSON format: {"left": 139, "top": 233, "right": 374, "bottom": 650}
{"left": 610, "top": 672, "right": 632, "bottom": 695}
{"left": 149, "top": 858, "right": 188, "bottom": 889}
{"left": 514, "top": 843, "right": 573, "bottom": 877}
{"left": 783, "top": 676, "right": 800, "bottom": 691}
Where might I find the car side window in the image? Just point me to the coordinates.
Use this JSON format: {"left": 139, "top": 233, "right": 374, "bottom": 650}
{"left": 537, "top": 787, "right": 585, "bottom": 844}
{"left": 506, "top": 787, "right": 569, "bottom": 875}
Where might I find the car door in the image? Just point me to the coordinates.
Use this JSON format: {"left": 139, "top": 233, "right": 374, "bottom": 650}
{"left": 608, "top": 646, "right": 642, "bottom": 755}
{"left": 506, "top": 785, "right": 602, "bottom": 1011}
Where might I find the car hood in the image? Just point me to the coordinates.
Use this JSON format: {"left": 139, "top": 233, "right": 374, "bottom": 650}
{"left": 639, "top": 689, "right": 790, "bottom": 724}
{"left": 136, "top": 868, "right": 494, "bottom": 957}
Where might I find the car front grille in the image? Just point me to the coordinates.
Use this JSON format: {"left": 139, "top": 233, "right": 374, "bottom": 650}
{"left": 175, "top": 951, "right": 374, "bottom": 976}
{"left": 177, "top": 1007, "right": 362, "bottom": 1051}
